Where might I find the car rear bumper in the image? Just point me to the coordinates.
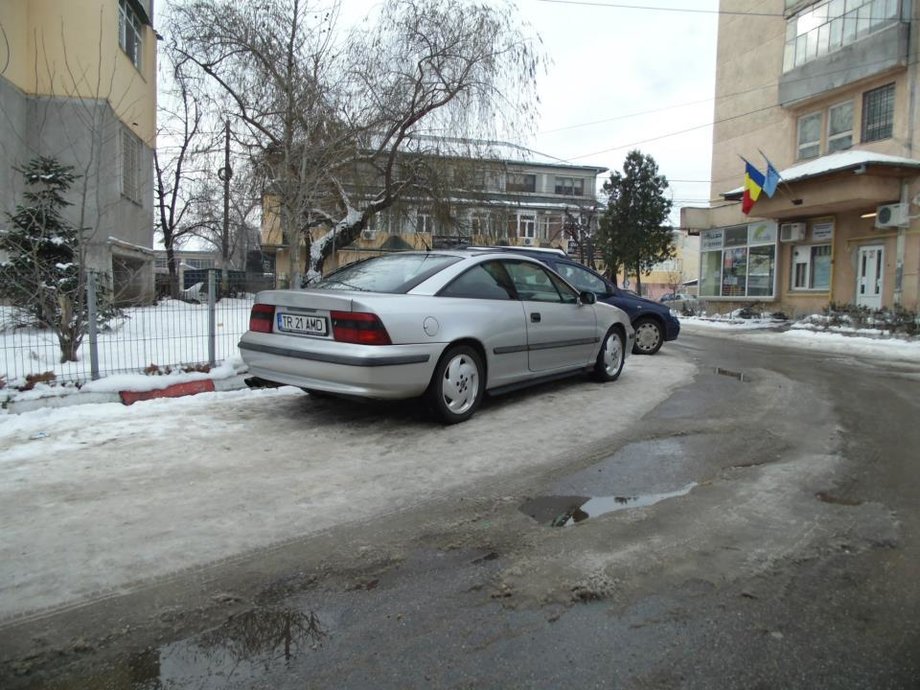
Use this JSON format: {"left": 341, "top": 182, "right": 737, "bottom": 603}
{"left": 238, "top": 334, "right": 443, "bottom": 399}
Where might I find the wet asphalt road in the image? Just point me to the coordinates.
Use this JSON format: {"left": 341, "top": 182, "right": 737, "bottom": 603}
{"left": 3, "top": 331, "right": 920, "bottom": 689}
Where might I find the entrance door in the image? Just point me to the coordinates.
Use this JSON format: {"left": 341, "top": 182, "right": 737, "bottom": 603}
{"left": 856, "top": 245, "right": 883, "bottom": 309}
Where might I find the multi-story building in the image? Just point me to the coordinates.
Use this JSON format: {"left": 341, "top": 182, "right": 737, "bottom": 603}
{"left": 683, "top": 0, "right": 920, "bottom": 315}
{"left": 0, "top": 0, "right": 157, "bottom": 304}
{"left": 260, "top": 142, "right": 607, "bottom": 287}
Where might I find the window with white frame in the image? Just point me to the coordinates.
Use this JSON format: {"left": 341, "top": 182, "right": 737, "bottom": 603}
{"left": 554, "top": 176, "right": 584, "bottom": 196}
{"left": 538, "top": 215, "right": 552, "bottom": 241}
{"left": 118, "top": 0, "right": 144, "bottom": 70}
{"left": 797, "top": 112, "right": 822, "bottom": 160}
{"left": 862, "top": 83, "right": 895, "bottom": 142}
{"left": 416, "top": 210, "right": 434, "bottom": 234}
{"left": 517, "top": 213, "right": 536, "bottom": 239}
{"left": 827, "top": 101, "right": 853, "bottom": 152}
{"left": 470, "top": 212, "right": 490, "bottom": 236}
{"left": 791, "top": 243, "right": 832, "bottom": 290}
{"left": 121, "top": 127, "right": 142, "bottom": 203}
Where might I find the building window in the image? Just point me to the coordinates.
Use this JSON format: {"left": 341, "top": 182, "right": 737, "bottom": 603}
{"left": 506, "top": 173, "right": 536, "bottom": 193}
{"left": 827, "top": 101, "right": 853, "bottom": 152}
{"left": 554, "top": 177, "right": 584, "bottom": 196}
{"left": 118, "top": 0, "right": 144, "bottom": 70}
{"left": 517, "top": 213, "right": 536, "bottom": 239}
{"left": 797, "top": 112, "right": 822, "bottom": 160}
{"left": 783, "top": 0, "right": 901, "bottom": 73}
{"left": 699, "top": 222, "right": 777, "bottom": 298}
{"left": 416, "top": 210, "right": 434, "bottom": 234}
{"left": 121, "top": 127, "right": 142, "bottom": 203}
{"left": 470, "top": 212, "right": 490, "bottom": 236}
{"left": 791, "top": 244, "right": 832, "bottom": 290}
{"left": 862, "top": 83, "right": 895, "bottom": 142}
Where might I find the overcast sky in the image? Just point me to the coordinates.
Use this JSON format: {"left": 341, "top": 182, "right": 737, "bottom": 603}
{"left": 521, "top": 0, "right": 720, "bottom": 217}
{"left": 160, "top": 0, "right": 721, "bottom": 225}
{"left": 339, "top": 0, "right": 721, "bottom": 223}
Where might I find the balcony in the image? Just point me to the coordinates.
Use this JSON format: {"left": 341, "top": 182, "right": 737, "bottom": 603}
{"left": 779, "top": 21, "right": 908, "bottom": 106}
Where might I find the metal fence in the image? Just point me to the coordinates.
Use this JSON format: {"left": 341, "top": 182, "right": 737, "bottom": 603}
{"left": 1, "top": 271, "right": 257, "bottom": 387}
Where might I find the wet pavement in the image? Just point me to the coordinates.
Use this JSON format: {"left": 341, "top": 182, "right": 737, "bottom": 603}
{"left": 5, "top": 332, "right": 920, "bottom": 688}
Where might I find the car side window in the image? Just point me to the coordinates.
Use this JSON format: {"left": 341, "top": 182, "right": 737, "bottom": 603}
{"left": 439, "top": 261, "right": 515, "bottom": 300}
{"left": 503, "top": 261, "right": 576, "bottom": 304}
{"left": 557, "top": 263, "right": 607, "bottom": 295}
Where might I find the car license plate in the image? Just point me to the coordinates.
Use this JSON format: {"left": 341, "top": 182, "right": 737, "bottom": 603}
{"left": 276, "top": 312, "right": 328, "bottom": 336}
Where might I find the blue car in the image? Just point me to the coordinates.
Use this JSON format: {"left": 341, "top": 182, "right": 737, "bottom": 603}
{"left": 478, "top": 247, "right": 680, "bottom": 355}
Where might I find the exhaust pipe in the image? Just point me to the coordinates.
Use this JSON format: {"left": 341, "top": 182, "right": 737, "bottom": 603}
{"left": 244, "top": 376, "right": 282, "bottom": 389}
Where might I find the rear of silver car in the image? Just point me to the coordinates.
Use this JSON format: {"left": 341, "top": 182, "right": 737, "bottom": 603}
{"left": 239, "top": 291, "right": 444, "bottom": 399}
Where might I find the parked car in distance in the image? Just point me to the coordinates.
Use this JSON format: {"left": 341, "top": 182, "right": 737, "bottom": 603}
{"left": 239, "top": 250, "right": 635, "bottom": 424}
{"left": 479, "top": 246, "right": 680, "bottom": 355}
{"left": 660, "top": 292, "right": 702, "bottom": 314}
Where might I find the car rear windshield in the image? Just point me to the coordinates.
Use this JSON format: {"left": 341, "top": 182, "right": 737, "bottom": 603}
{"left": 315, "top": 253, "right": 462, "bottom": 293}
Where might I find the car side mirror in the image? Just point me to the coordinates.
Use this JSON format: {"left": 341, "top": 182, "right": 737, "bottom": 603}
{"left": 579, "top": 291, "right": 597, "bottom": 305}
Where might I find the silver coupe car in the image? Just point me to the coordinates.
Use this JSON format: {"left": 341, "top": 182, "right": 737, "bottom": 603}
{"left": 239, "top": 250, "right": 635, "bottom": 424}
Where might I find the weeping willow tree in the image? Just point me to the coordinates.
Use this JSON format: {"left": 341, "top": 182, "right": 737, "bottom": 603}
{"left": 170, "top": 0, "right": 544, "bottom": 283}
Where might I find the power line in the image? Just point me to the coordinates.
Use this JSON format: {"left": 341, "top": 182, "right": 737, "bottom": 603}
{"left": 534, "top": 0, "right": 782, "bottom": 18}
{"left": 539, "top": 48, "right": 907, "bottom": 140}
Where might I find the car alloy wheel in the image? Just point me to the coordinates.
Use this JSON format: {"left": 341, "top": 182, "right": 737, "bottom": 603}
{"left": 593, "top": 328, "right": 624, "bottom": 382}
{"left": 429, "top": 345, "right": 484, "bottom": 424}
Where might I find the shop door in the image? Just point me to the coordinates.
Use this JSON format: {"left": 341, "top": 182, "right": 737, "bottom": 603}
{"left": 856, "top": 245, "right": 883, "bottom": 309}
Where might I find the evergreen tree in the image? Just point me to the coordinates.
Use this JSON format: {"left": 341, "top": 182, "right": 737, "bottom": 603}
{"left": 0, "top": 157, "right": 97, "bottom": 362}
{"left": 597, "top": 150, "right": 674, "bottom": 292}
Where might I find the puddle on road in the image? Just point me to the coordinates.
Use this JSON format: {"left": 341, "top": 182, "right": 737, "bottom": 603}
{"left": 35, "top": 608, "right": 327, "bottom": 690}
{"left": 520, "top": 483, "right": 697, "bottom": 527}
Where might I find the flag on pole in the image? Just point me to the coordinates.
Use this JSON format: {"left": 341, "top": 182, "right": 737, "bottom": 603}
{"left": 762, "top": 154, "right": 781, "bottom": 198}
{"left": 741, "top": 160, "right": 765, "bottom": 215}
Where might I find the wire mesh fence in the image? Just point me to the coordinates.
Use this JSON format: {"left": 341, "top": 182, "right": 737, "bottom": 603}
{"left": 1, "top": 271, "right": 257, "bottom": 387}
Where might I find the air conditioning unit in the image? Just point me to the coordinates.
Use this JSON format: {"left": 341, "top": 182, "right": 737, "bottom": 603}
{"left": 522, "top": 236, "right": 534, "bottom": 246}
{"left": 875, "top": 203, "right": 910, "bottom": 228}
{"left": 779, "top": 222, "right": 806, "bottom": 242}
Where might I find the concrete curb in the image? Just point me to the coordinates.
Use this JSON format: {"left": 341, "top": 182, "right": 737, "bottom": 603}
{"left": 4, "top": 375, "right": 251, "bottom": 415}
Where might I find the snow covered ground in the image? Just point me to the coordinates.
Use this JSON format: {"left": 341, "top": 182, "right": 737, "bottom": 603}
{"left": 679, "top": 313, "right": 920, "bottom": 363}
{"left": 0, "top": 312, "right": 917, "bottom": 620}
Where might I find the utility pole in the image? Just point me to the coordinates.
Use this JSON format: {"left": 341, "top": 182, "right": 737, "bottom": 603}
{"left": 220, "top": 119, "right": 232, "bottom": 270}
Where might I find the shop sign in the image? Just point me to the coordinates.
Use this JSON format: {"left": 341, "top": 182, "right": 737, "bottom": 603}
{"left": 701, "top": 229, "right": 723, "bottom": 251}
{"left": 812, "top": 222, "right": 834, "bottom": 241}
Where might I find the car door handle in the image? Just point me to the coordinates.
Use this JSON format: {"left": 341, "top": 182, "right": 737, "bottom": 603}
{"left": 530, "top": 312, "right": 541, "bottom": 323}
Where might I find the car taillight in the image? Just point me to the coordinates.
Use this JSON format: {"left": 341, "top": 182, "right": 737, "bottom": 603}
{"left": 249, "top": 303, "right": 275, "bottom": 333}
{"left": 330, "top": 311, "right": 392, "bottom": 345}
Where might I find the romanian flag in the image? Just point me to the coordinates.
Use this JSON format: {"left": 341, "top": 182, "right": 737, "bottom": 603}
{"left": 742, "top": 160, "right": 765, "bottom": 215}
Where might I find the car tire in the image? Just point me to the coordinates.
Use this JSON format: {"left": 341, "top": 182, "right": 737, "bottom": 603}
{"left": 427, "top": 345, "right": 484, "bottom": 424}
{"left": 593, "top": 328, "right": 625, "bottom": 382}
{"left": 632, "top": 317, "right": 663, "bottom": 355}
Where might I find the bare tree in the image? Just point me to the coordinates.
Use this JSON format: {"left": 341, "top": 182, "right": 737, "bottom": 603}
{"left": 170, "top": 0, "right": 542, "bottom": 283}
{"left": 154, "top": 46, "right": 212, "bottom": 297}
{"left": 1, "top": 8, "right": 151, "bottom": 363}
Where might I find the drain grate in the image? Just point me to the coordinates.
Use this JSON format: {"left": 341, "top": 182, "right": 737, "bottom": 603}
{"left": 715, "top": 366, "right": 745, "bottom": 382}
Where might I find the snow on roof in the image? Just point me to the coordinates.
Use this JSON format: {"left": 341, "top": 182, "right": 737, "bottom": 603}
{"left": 723, "top": 150, "right": 920, "bottom": 198}
{"left": 402, "top": 134, "right": 608, "bottom": 173}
